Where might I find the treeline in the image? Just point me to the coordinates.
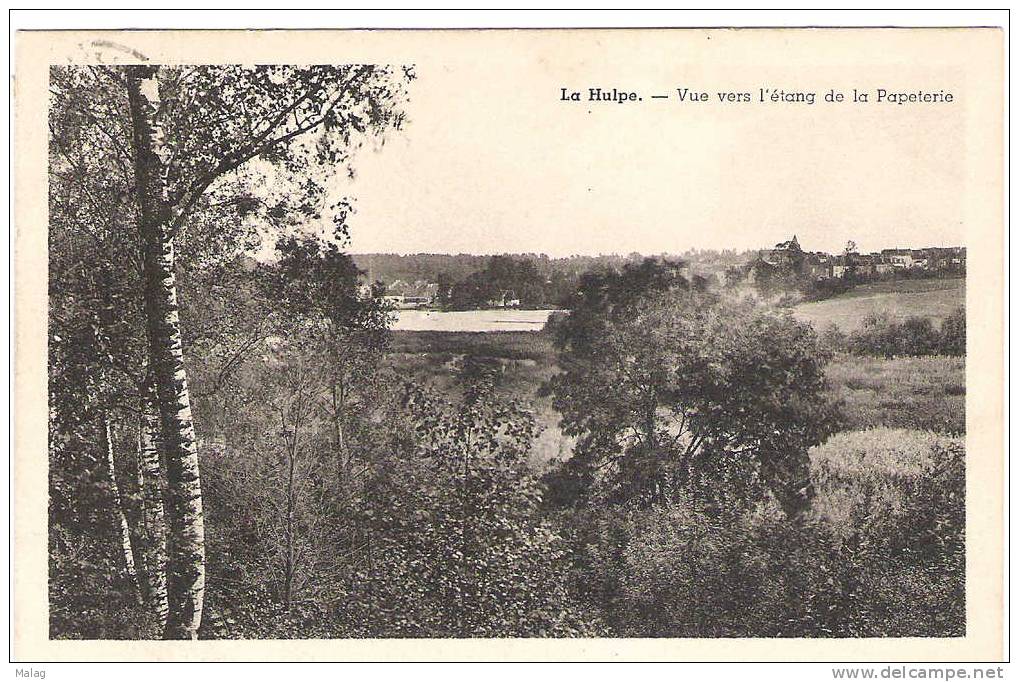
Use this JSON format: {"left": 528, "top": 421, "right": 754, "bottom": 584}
{"left": 353, "top": 252, "right": 653, "bottom": 287}
{"left": 356, "top": 252, "right": 659, "bottom": 309}
{"left": 356, "top": 251, "right": 734, "bottom": 309}
{"left": 438, "top": 255, "right": 568, "bottom": 309}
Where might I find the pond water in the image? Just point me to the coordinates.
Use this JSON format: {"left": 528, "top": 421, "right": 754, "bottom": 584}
{"left": 391, "top": 309, "right": 559, "bottom": 332}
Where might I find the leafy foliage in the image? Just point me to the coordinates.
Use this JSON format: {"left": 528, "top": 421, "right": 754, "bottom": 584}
{"left": 545, "top": 272, "right": 840, "bottom": 515}
{"left": 564, "top": 428, "right": 965, "bottom": 638}
{"left": 48, "top": 61, "right": 967, "bottom": 642}
{"left": 331, "top": 369, "right": 600, "bottom": 637}
{"left": 845, "top": 307, "right": 966, "bottom": 358}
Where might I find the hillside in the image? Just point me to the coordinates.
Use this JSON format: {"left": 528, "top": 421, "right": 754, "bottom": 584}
{"left": 792, "top": 277, "right": 965, "bottom": 332}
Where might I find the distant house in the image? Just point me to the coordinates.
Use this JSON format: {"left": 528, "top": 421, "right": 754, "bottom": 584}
{"left": 488, "top": 290, "right": 521, "bottom": 308}
{"left": 760, "top": 235, "right": 804, "bottom": 267}
{"left": 831, "top": 257, "right": 848, "bottom": 279}
{"left": 882, "top": 249, "right": 914, "bottom": 269}
{"left": 803, "top": 252, "right": 832, "bottom": 280}
{"left": 855, "top": 254, "right": 878, "bottom": 277}
{"left": 380, "top": 278, "right": 438, "bottom": 306}
{"left": 832, "top": 252, "right": 865, "bottom": 279}
{"left": 923, "top": 247, "right": 953, "bottom": 271}
{"left": 384, "top": 294, "right": 432, "bottom": 309}
{"left": 874, "top": 259, "right": 895, "bottom": 275}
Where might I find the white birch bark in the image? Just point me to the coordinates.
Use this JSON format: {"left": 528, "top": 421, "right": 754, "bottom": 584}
{"left": 125, "top": 64, "right": 205, "bottom": 640}
{"left": 137, "top": 373, "right": 170, "bottom": 628}
{"left": 102, "top": 415, "right": 142, "bottom": 604}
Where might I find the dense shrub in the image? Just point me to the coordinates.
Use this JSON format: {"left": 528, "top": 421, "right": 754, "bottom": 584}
{"left": 49, "top": 525, "right": 160, "bottom": 639}
{"left": 940, "top": 306, "right": 966, "bottom": 356}
{"left": 810, "top": 276, "right": 855, "bottom": 301}
{"left": 565, "top": 499, "right": 835, "bottom": 637}
{"left": 819, "top": 322, "right": 849, "bottom": 355}
{"left": 848, "top": 307, "right": 965, "bottom": 357}
{"left": 566, "top": 428, "right": 965, "bottom": 638}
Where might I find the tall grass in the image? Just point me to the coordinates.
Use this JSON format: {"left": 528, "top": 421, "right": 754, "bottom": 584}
{"left": 809, "top": 428, "right": 965, "bottom": 540}
{"left": 805, "top": 428, "right": 965, "bottom": 637}
{"left": 825, "top": 354, "right": 965, "bottom": 434}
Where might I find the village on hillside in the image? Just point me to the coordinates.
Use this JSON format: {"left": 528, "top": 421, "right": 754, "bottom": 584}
{"left": 743, "top": 235, "right": 967, "bottom": 284}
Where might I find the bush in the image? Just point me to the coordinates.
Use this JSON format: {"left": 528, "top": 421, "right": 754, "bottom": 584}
{"left": 820, "top": 322, "right": 848, "bottom": 355}
{"left": 940, "top": 306, "right": 966, "bottom": 355}
{"left": 848, "top": 308, "right": 965, "bottom": 357}
{"left": 566, "top": 499, "right": 836, "bottom": 637}
{"left": 566, "top": 428, "right": 965, "bottom": 638}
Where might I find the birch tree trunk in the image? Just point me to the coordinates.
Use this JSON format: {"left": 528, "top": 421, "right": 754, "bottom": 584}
{"left": 102, "top": 415, "right": 142, "bottom": 604}
{"left": 138, "top": 373, "right": 170, "bottom": 628}
{"left": 125, "top": 64, "right": 205, "bottom": 640}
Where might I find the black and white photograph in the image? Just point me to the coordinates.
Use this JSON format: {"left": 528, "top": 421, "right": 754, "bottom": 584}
{"left": 12, "top": 18, "right": 1006, "bottom": 664}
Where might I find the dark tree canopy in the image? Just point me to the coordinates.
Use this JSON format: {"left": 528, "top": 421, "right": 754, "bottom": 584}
{"left": 544, "top": 262, "right": 840, "bottom": 515}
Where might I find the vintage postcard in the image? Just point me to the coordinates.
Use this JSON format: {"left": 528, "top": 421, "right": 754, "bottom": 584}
{"left": 13, "top": 27, "right": 1004, "bottom": 662}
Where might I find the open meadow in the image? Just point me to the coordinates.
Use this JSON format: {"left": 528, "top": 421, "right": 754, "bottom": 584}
{"left": 825, "top": 354, "right": 964, "bottom": 434}
{"left": 792, "top": 277, "right": 965, "bottom": 331}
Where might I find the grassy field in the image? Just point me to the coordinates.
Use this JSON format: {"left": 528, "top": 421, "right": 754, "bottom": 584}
{"left": 793, "top": 277, "right": 965, "bottom": 332}
{"left": 824, "top": 354, "right": 965, "bottom": 434}
{"left": 809, "top": 427, "right": 965, "bottom": 536}
{"left": 389, "top": 329, "right": 554, "bottom": 361}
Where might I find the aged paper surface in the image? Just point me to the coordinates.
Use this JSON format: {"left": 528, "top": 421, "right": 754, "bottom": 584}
{"left": 15, "top": 28, "right": 1004, "bottom": 661}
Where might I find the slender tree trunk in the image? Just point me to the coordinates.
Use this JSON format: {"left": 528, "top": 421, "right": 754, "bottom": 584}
{"left": 102, "top": 415, "right": 143, "bottom": 604}
{"left": 138, "top": 372, "right": 170, "bottom": 628}
{"left": 331, "top": 382, "right": 346, "bottom": 483}
{"left": 130, "top": 438, "right": 148, "bottom": 591}
{"left": 126, "top": 64, "right": 205, "bottom": 640}
{"left": 279, "top": 390, "right": 304, "bottom": 613}
{"left": 284, "top": 445, "right": 296, "bottom": 612}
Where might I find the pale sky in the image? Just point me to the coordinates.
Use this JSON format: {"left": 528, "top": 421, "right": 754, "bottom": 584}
{"left": 311, "top": 30, "right": 976, "bottom": 257}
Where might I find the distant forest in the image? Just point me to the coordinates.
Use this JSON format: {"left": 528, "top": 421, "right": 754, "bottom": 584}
{"left": 352, "top": 250, "right": 754, "bottom": 309}
{"left": 352, "top": 244, "right": 966, "bottom": 311}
